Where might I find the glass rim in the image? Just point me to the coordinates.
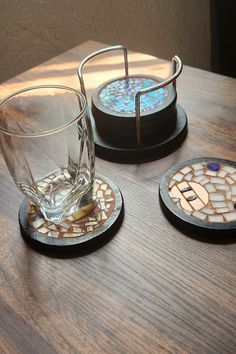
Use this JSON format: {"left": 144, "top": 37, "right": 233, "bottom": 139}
{"left": 0, "top": 84, "right": 87, "bottom": 138}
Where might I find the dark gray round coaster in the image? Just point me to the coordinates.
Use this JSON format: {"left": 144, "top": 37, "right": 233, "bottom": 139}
{"left": 159, "top": 157, "right": 236, "bottom": 237}
{"left": 92, "top": 74, "right": 177, "bottom": 146}
{"left": 19, "top": 174, "right": 124, "bottom": 254}
{"left": 93, "top": 104, "right": 187, "bottom": 163}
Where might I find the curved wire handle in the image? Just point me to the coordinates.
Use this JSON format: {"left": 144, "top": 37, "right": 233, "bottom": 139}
{"left": 77, "top": 45, "right": 129, "bottom": 100}
{"left": 135, "top": 55, "right": 183, "bottom": 144}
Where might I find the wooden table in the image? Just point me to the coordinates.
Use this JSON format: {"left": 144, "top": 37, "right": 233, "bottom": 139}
{"left": 1, "top": 41, "right": 236, "bottom": 354}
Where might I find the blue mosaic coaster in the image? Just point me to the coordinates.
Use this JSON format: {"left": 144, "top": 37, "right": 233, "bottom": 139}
{"left": 99, "top": 77, "right": 168, "bottom": 114}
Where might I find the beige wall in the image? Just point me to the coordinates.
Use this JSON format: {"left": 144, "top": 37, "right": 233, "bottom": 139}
{"left": 0, "top": 0, "right": 211, "bottom": 83}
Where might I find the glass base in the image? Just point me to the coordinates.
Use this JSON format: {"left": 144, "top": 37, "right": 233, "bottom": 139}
{"left": 40, "top": 183, "right": 95, "bottom": 224}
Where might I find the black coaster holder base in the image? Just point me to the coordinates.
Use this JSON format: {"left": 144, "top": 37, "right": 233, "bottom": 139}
{"left": 93, "top": 104, "right": 187, "bottom": 163}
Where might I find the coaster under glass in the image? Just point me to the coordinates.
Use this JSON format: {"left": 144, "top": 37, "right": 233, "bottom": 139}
{"left": 19, "top": 174, "right": 123, "bottom": 253}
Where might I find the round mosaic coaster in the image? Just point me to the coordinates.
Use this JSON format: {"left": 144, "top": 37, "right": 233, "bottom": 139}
{"left": 19, "top": 175, "right": 123, "bottom": 252}
{"left": 91, "top": 73, "right": 187, "bottom": 163}
{"left": 159, "top": 158, "right": 236, "bottom": 236}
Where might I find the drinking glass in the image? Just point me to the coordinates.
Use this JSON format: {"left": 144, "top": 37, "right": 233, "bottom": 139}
{"left": 0, "top": 85, "right": 95, "bottom": 223}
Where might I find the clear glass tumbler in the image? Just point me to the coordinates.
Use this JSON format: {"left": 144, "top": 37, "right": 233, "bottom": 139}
{"left": 0, "top": 85, "right": 95, "bottom": 223}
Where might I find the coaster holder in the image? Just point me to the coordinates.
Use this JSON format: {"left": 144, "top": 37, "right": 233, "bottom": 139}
{"left": 77, "top": 45, "right": 187, "bottom": 162}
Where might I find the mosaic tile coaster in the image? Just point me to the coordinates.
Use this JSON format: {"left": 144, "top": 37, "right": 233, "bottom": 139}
{"left": 19, "top": 175, "right": 123, "bottom": 252}
{"left": 92, "top": 74, "right": 188, "bottom": 163}
{"left": 159, "top": 158, "right": 236, "bottom": 236}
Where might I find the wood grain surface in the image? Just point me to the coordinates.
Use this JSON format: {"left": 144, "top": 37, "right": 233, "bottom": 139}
{"left": 0, "top": 41, "right": 236, "bottom": 354}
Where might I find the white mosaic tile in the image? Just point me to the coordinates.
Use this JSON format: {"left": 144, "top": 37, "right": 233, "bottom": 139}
{"left": 231, "top": 185, "right": 236, "bottom": 195}
{"left": 215, "top": 184, "right": 230, "bottom": 191}
{"left": 226, "top": 177, "right": 235, "bottom": 185}
{"left": 192, "top": 163, "right": 203, "bottom": 171}
{"left": 194, "top": 170, "right": 204, "bottom": 176}
{"left": 168, "top": 180, "right": 176, "bottom": 189}
{"left": 208, "top": 215, "right": 224, "bottom": 223}
{"left": 37, "top": 181, "right": 47, "bottom": 188}
{"left": 194, "top": 175, "right": 205, "bottom": 183}
{"left": 227, "top": 201, "right": 235, "bottom": 211}
{"left": 88, "top": 217, "right": 97, "bottom": 222}
{"left": 206, "top": 170, "right": 217, "bottom": 177}
{"left": 60, "top": 221, "right": 70, "bottom": 229}
{"left": 205, "top": 184, "right": 216, "bottom": 193}
{"left": 223, "top": 166, "right": 236, "bottom": 174}
{"left": 173, "top": 173, "right": 184, "bottom": 182}
{"left": 211, "top": 201, "right": 227, "bottom": 208}
{"left": 183, "top": 210, "right": 192, "bottom": 215}
{"left": 180, "top": 167, "right": 192, "bottom": 175}
{"left": 72, "top": 232, "right": 84, "bottom": 237}
{"left": 38, "top": 226, "right": 48, "bottom": 234}
{"left": 73, "top": 227, "right": 82, "bottom": 232}
{"left": 44, "top": 177, "right": 53, "bottom": 183}
{"left": 231, "top": 174, "right": 236, "bottom": 182}
{"left": 216, "top": 208, "right": 230, "bottom": 214}
{"left": 32, "top": 218, "right": 45, "bottom": 228}
{"left": 94, "top": 183, "right": 100, "bottom": 192}
{"left": 185, "top": 173, "right": 193, "bottom": 181}
{"left": 48, "top": 224, "right": 57, "bottom": 231}
{"left": 97, "top": 191, "right": 103, "bottom": 198}
{"left": 226, "top": 191, "right": 232, "bottom": 200}
{"left": 218, "top": 170, "right": 227, "bottom": 178}
{"left": 85, "top": 221, "right": 98, "bottom": 226}
{"left": 192, "top": 211, "right": 207, "bottom": 220}
{"left": 202, "top": 208, "right": 215, "bottom": 215}
{"left": 224, "top": 212, "right": 236, "bottom": 222}
{"left": 101, "top": 212, "right": 108, "bottom": 220}
{"left": 64, "top": 170, "right": 70, "bottom": 179}
{"left": 100, "top": 202, "right": 106, "bottom": 209}
{"left": 48, "top": 231, "right": 59, "bottom": 238}
{"left": 200, "top": 178, "right": 210, "bottom": 185}
{"left": 210, "top": 177, "right": 225, "bottom": 185}
{"left": 209, "top": 193, "right": 225, "bottom": 202}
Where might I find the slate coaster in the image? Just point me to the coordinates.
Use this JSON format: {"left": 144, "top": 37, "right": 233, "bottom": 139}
{"left": 159, "top": 157, "right": 236, "bottom": 237}
{"left": 19, "top": 174, "right": 124, "bottom": 254}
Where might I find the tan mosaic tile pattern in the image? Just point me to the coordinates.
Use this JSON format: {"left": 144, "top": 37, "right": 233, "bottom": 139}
{"left": 27, "top": 178, "right": 115, "bottom": 238}
{"left": 168, "top": 162, "right": 236, "bottom": 223}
